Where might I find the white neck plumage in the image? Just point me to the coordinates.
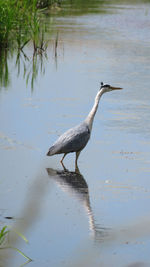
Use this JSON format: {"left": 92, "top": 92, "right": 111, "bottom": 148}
{"left": 85, "top": 88, "right": 105, "bottom": 132}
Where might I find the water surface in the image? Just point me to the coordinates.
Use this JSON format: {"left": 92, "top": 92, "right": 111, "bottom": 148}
{"left": 0, "top": 1, "right": 150, "bottom": 266}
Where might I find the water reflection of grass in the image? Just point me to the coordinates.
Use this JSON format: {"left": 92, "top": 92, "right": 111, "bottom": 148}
{"left": 0, "top": 49, "right": 10, "bottom": 87}
{"left": 16, "top": 47, "right": 48, "bottom": 90}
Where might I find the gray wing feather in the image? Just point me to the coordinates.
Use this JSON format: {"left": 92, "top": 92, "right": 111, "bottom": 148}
{"left": 47, "top": 122, "right": 90, "bottom": 155}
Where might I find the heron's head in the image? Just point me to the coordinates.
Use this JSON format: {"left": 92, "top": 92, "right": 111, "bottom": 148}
{"left": 100, "top": 82, "right": 123, "bottom": 93}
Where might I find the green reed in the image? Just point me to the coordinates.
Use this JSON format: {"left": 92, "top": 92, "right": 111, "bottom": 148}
{"left": 0, "top": 225, "right": 32, "bottom": 265}
{"left": 0, "top": 0, "right": 53, "bottom": 88}
{"left": 0, "top": 226, "right": 9, "bottom": 246}
{"left": 0, "top": 0, "right": 59, "bottom": 50}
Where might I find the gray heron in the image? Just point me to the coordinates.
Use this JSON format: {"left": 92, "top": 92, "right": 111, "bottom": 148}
{"left": 47, "top": 82, "right": 122, "bottom": 169}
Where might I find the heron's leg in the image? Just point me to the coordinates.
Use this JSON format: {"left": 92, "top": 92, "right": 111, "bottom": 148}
{"left": 60, "top": 153, "right": 67, "bottom": 164}
{"left": 60, "top": 153, "right": 68, "bottom": 171}
{"left": 61, "top": 162, "right": 68, "bottom": 172}
{"left": 75, "top": 151, "right": 81, "bottom": 170}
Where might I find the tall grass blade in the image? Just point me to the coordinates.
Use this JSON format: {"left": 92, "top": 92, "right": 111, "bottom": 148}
{"left": 10, "top": 246, "right": 32, "bottom": 262}
{"left": 11, "top": 228, "right": 29, "bottom": 244}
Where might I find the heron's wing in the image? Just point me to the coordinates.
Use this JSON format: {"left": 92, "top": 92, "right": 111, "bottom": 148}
{"left": 48, "top": 123, "right": 90, "bottom": 155}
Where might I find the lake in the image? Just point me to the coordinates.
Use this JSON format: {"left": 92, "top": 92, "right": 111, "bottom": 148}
{"left": 0, "top": 0, "right": 150, "bottom": 266}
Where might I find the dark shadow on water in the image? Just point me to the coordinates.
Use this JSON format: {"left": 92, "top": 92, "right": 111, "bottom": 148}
{"left": 46, "top": 166, "right": 110, "bottom": 242}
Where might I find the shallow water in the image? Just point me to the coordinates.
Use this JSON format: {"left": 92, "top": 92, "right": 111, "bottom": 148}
{"left": 0, "top": 1, "right": 150, "bottom": 266}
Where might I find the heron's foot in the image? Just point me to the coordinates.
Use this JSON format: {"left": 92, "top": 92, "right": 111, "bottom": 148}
{"left": 75, "top": 157, "right": 81, "bottom": 174}
{"left": 75, "top": 151, "right": 81, "bottom": 174}
{"left": 60, "top": 161, "right": 68, "bottom": 172}
{"left": 75, "top": 164, "right": 81, "bottom": 174}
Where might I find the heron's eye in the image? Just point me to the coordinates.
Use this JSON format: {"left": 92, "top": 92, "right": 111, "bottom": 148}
{"left": 104, "top": 84, "right": 110, "bottom": 88}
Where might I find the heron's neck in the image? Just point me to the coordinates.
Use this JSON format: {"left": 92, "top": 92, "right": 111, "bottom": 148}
{"left": 85, "top": 89, "right": 104, "bottom": 132}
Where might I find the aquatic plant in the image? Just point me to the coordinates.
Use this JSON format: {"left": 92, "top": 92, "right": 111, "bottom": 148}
{"left": 0, "top": 226, "right": 8, "bottom": 246}
{"left": 0, "top": 225, "right": 32, "bottom": 265}
{"left": 0, "top": 0, "right": 60, "bottom": 50}
{"left": 0, "top": 0, "right": 62, "bottom": 89}
{"left": 0, "top": 0, "right": 51, "bottom": 88}
{"left": 0, "top": 0, "right": 39, "bottom": 49}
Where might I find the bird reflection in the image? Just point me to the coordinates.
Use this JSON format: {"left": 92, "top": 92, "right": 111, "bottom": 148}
{"left": 46, "top": 167, "right": 108, "bottom": 242}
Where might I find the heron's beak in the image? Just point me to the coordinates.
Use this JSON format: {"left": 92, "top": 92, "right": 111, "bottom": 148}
{"left": 110, "top": 86, "right": 123, "bottom": 90}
